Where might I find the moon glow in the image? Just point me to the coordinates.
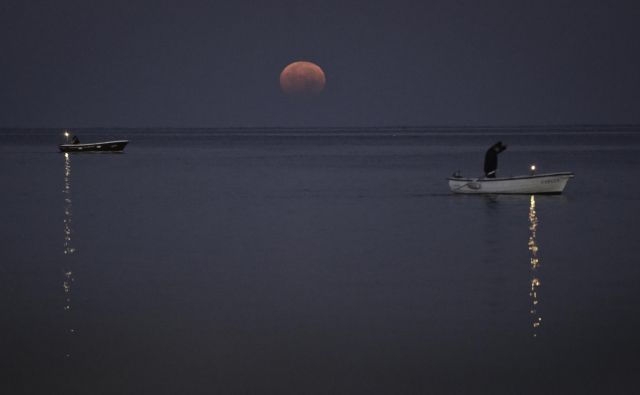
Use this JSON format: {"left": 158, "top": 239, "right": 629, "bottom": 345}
{"left": 279, "top": 61, "right": 326, "bottom": 96}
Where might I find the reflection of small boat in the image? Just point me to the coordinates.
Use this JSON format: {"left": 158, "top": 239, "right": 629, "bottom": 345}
{"left": 59, "top": 140, "right": 129, "bottom": 153}
{"left": 448, "top": 172, "right": 574, "bottom": 194}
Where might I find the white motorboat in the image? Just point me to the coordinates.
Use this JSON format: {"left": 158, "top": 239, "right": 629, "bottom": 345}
{"left": 59, "top": 140, "right": 129, "bottom": 152}
{"left": 59, "top": 130, "right": 128, "bottom": 153}
{"left": 448, "top": 172, "right": 574, "bottom": 194}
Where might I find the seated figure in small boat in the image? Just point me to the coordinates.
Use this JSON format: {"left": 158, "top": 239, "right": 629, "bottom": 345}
{"left": 484, "top": 141, "right": 507, "bottom": 178}
{"left": 72, "top": 136, "right": 80, "bottom": 144}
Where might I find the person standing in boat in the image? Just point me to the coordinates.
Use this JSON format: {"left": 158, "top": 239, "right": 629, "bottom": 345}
{"left": 484, "top": 141, "right": 507, "bottom": 178}
{"left": 72, "top": 135, "right": 80, "bottom": 144}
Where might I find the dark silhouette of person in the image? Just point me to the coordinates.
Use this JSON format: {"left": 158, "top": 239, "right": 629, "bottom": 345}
{"left": 484, "top": 141, "right": 507, "bottom": 178}
{"left": 72, "top": 135, "right": 80, "bottom": 144}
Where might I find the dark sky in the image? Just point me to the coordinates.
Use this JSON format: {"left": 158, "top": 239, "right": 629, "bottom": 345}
{"left": 1, "top": 0, "right": 639, "bottom": 127}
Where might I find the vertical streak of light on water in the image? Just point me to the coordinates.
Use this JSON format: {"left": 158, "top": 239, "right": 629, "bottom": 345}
{"left": 528, "top": 195, "right": 542, "bottom": 338}
{"left": 62, "top": 153, "right": 76, "bottom": 358}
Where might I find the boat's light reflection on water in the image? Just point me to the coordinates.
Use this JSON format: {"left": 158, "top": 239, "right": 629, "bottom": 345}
{"left": 484, "top": 193, "right": 547, "bottom": 338}
{"left": 528, "top": 195, "right": 542, "bottom": 338}
{"left": 62, "top": 152, "right": 77, "bottom": 357}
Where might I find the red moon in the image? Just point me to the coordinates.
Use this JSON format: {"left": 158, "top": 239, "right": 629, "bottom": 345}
{"left": 279, "top": 61, "right": 326, "bottom": 96}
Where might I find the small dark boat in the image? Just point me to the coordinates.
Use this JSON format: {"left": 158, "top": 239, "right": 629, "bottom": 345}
{"left": 59, "top": 140, "right": 129, "bottom": 153}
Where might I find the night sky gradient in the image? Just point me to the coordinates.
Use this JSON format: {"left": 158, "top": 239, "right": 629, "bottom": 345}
{"left": 1, "top": 0, "right": 639, "bottom": 127}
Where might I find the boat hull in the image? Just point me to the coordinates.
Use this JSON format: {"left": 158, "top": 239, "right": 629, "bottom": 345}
{"left": 59, "top": 140, "right": 129, "bottom": 152}
{"left": 448, "top": 172, "right": 574, "bottom": 194}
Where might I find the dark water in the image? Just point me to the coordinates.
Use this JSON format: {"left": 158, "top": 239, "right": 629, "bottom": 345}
{"left": 2, "top": 127, "right": 640, "bottom": 394}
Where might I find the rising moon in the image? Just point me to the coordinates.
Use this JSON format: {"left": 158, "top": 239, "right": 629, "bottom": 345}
{"left": 279, "top": 61, "right": 326, "bottom": 96}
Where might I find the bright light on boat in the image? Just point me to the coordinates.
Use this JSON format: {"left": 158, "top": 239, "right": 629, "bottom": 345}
{"left": 530, "top": 164, "right": 536, "bottom": 174}
{"left": 64, "top": 131, "right": 69, "bottom": 137}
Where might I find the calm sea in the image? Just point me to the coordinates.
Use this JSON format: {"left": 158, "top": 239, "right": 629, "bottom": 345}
{"left": 1, "top": 127, "right": 639, "bottom": 394}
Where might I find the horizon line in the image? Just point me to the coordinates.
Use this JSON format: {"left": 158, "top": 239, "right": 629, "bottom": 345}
{"left": 2, "top": 123, "right": 640, "bottom": 131}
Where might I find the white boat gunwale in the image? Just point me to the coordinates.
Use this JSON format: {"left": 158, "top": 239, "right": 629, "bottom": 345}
{"left": 447, "top": 171, "right": 574, "bottom": 182}
{"left": 59, "top": 139, "right": 129, "bottom": 148}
